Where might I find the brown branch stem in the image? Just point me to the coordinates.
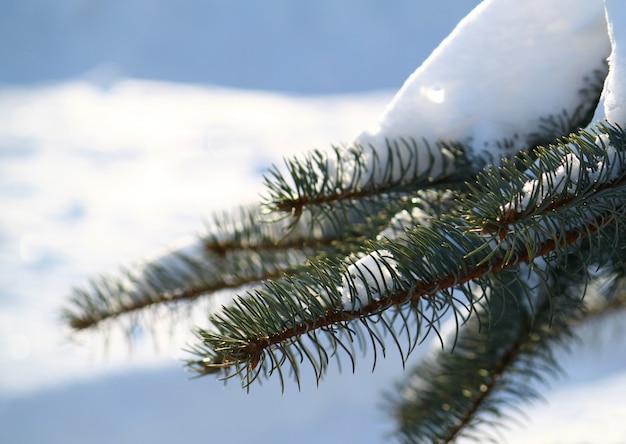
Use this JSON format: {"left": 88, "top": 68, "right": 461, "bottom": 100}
{"left": 272, "top": 174, "right": 460, "bottom": 215}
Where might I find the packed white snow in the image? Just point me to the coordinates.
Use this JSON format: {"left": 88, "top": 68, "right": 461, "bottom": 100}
{"left": 593, "top": 0, "right": 626, "bottom": 125}
{"left": 498, "top": 0, "right": 626, "bottom": 217}
{"left": 339, "top": 250, "right": 399, "bottom": 311}
{"left": 350, "top": 0, "right": 610, "bottom": 183}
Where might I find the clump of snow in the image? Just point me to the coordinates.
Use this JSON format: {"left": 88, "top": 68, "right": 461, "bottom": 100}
{"left": 593, "top": 0, "right": 626, "bottom": 125}
{"left": 376, "top": 207, "right": 430, "bottom": 241}
{"left": 353, "top": 0, "right": 609, "bottom": 171}
{"left": 339, "top": 250, "right": 400, "bottom": 311}
{"left": 490, "top": 0, "right": 626, "bottom": 226}
{"left": 359, "top": 0, "right": 609, "bottom": 153}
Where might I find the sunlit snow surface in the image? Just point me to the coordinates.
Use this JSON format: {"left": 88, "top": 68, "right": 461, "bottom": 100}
{"left": 0, "top": 80, "right": 392, "bottom": 392}
{"left": 594, "top": 0, "right": 626, "bottom": 125}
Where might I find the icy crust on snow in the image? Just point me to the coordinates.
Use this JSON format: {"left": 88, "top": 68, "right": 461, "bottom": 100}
{"left": 354, "top": 0, "right": 609, "bottom": 164}
{"left": 339, "top": 250, "right": 400, "bottom": 311}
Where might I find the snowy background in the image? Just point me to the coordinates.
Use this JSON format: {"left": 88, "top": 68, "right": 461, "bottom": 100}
{"left": 1, "top": 1, "right": 626, "bottom": 443}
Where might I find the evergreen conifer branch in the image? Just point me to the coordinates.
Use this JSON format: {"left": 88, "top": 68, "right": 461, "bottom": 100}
{"left": 62, "top": 204, "right": 345, "bottom": 332}
{"left": 469, "top": 123, "right": 625, "bottom": 226}
{"left": 61, "top": 188, "right": 452, "bottom": 335}
{"left": 62, "top": 248, "right": 305, "bottom": 331}
{"left": 262, "top": 140, "right": 471, "bottom": 228}
{"left": 185, "top": 124, "right": 626, "bottom": 388}
{"left": 388, "top": 237, "right": 626, "bottom": 444}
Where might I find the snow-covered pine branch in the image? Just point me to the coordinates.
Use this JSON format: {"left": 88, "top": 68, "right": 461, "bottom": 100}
{"left": 261, "top": 140, "right": 470, "bottom": 233}
{"left": 64, "top": 0, "right": 626, "bottom": 440}
{"left": 186, "top": 122, "right": 626, "bottom": 382}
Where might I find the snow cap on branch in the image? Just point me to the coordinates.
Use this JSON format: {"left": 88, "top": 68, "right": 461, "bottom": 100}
{"left": 594, "top": 0, "right": 626, "bottom": 125}
{"left": 355, "top": 0, "right": 610, "bottom": 161}
{"left": 501, "top": 134, "right": 623, "bottom": 215}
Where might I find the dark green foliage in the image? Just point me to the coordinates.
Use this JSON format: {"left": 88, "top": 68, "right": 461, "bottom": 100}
{"left": 62, "top": 93, "right": 626, "bottom": 441}
{"left": 388, "top": 242, "right": 626, "bottom": 443}
{"left": 183, "top": 124, "right": 626, "bottom": 389}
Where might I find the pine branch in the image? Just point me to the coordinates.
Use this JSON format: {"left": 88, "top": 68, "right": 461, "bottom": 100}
{"left": 185, "top": 124, "right": 626, "bottom": 388}
{"left": 61, "top": 204, "right": 342, "bottom": 332}
{"left": 61, "top": 184, "right": 452, "bottom": 336}
{"left": 388, "top": 271, "right": 588, "bottom": 444}
{"left": 262, "top": 140, "right": 472, "bottom": 230}
{"left": 388, "top": 236, "right": 626, "bottom": 444}
{"left": 186, "top": 204, "right": 623, "bottom": 376}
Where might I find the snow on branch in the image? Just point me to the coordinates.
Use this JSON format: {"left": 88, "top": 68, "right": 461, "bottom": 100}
{"left": 262, "top": 140, "right": 468, "bottom": 225}
{"left": 187, "top": 125, "right": 626, "bottom": 385}
{"left": 65, "top": 0, "right": 626, "bottom": 410}
{"left": 355, "top": 0, "right": 609, "bottom": 161}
